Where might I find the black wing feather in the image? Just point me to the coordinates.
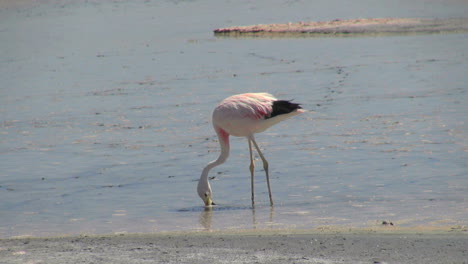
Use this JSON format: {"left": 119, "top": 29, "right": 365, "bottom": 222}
{"left": 267, "top": 100, "right": 302, "bottom": 119}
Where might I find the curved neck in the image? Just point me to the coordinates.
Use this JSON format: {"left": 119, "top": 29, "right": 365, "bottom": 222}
{"left": 198, "top": 127, "right": 230, "bottom": 189}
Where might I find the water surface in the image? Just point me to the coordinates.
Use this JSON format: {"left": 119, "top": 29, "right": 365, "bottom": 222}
{"left": 0, "top": 0, "right": 467, "bottom": 238}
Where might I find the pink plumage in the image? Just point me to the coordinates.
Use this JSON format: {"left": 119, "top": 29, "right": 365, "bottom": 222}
{"left": 213, "top": 93, "right": 303, "bottom": 136}
{"left": 198, "top": 92, "right": 304, "bottom": 207}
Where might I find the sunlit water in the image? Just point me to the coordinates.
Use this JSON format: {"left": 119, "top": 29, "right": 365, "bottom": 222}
{"left": 1, "top": 0, "right": 467, "bottom": 238}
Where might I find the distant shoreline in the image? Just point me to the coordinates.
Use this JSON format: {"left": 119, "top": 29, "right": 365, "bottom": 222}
{"left": 214, "top": 18, "right": 468, "bottom": 36}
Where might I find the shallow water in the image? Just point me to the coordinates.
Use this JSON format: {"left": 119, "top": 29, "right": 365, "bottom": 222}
{"left": 0, "top": 0, "right": 467, "bottom": 238}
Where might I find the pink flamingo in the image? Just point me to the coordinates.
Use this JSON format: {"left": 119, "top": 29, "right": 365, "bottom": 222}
{"left": 197, "top": 93, "right": 304, "bottom": 207}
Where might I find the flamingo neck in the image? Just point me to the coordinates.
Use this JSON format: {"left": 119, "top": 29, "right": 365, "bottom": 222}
{"left": 198, "top": 128, "right": 230, "bottom": 192}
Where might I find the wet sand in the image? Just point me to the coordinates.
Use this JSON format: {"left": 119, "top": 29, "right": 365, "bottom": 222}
{"left": 1, "top": 228, "right": 466, "bottom": 264}
{"left": 214, "top": 18, "right": 468, "bottom": 36}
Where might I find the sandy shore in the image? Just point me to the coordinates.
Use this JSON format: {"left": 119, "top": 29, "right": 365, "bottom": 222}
{"left": 1, "top": 228, "right": 466, "bottom": 264}
{"left": 214, "top": 18, "right": 468, "bottom": 36}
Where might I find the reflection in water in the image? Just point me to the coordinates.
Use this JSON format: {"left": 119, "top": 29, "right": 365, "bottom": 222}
{"left": 199, "top": 206, "right": 275, "bottom": 230}
{"left": 252, "top": 207, "right": 256, "bottom": 228}
{"left": 199, "top": 207, "right": 213, "bottom": 230}
{"left": 251, "top": 207, "right": 275, "bottom": 229}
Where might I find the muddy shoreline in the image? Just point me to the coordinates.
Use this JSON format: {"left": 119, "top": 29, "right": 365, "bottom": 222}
{"left": 1, "top": 229, "right": 466, "bottom": 264}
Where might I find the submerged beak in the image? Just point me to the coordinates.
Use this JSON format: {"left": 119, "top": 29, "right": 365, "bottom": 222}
{"left": 204, "top": 196, "right": 216, "bottom": 206}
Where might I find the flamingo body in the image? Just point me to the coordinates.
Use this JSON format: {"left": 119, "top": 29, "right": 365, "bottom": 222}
{"left": 198, "top": 93, "right": 304, "bottom": 207}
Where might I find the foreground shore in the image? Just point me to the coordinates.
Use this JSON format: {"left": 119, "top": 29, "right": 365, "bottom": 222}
{"left": 1, "top": 228, "right": 466, "bottom": 264}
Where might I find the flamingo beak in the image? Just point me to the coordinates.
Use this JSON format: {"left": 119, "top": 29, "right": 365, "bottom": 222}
{"left": 204, "top": 196, "right": 216, "bottom": 206}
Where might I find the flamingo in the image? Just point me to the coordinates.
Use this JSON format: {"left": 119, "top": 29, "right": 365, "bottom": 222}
{"left": 197, "top": 93, "right": 304, "bottom": 207}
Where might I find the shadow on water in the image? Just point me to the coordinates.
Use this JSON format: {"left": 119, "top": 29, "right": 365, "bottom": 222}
{"left": 177, "top": 204, "right": 253, "bottom": 212}
{"left": 176, "top": 199, "right": 318, "bottom": 213}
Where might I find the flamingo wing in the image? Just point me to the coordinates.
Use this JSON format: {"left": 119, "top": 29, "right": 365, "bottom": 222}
{"left": 213, "top": 93, "right": 302, "bottom": 137}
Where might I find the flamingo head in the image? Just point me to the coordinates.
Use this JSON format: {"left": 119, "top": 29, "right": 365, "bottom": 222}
{"left": 197, "top": 182, "right": 216, "bottom": 207}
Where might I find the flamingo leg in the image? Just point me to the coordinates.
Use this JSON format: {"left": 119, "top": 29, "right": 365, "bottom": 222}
{"left": 248, "top": 139, "right": 255, "bottom": 207}
{"left": 250, "top": 137, "right": 274, "bottom": 206}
